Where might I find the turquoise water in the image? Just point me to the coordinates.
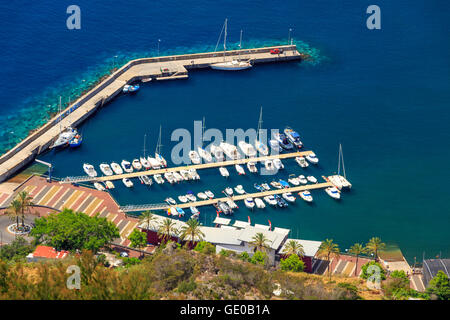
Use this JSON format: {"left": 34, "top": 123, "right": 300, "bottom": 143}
{"left": 1, "top": 1, "right": 449, "bottom": 262}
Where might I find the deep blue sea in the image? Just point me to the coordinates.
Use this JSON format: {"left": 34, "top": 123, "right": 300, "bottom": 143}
{"left": 1, "top": 1, "right": 449, "bottom": 263}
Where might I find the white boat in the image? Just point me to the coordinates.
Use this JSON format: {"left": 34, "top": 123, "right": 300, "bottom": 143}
{"left": 238, "top": 141, "right": 257, "bottom": 157}
{"left": 235, "top": 164, "right": 245, "bottom": 175}
{"left": 327, "top": 144, "right": 352, "bottom": 190}
{"left": 198, "top": 147, "right": 213, "bottom": 163}
{"left": 234, "top": 185, "right": 246, "bottom": 195}
{"left": 254, "top": 198, "right": 266, "bottom": 209}
{"left": 325, "top": 186, "right": 341, "bottom": 200}
{"left": 165, "top": 197, "right": 177, "bottom": 206}
{"left": 270, "top": 181, "right": 282, "bottom": 189}
{"left": 104, "top": 181, "right": 115, "bottom": 189}
{"left": 121, "top": 160, "right": 133, "bottom": 173}
{"left": 155, "top": 125, "right": 167, "bottom": 167}
{"left": 147, "top": 156, "right": 161, "bottom": 170}
{"left": 111, "top": 162, "right": 123, "bottom": 175}
{"left": 168, "top": 207, "right": 178, "bottom": 217}
{"left": 307, "top": 175, "right": 318, "bottom": 183}
{"left": 205, "top": 190, "right": 215, "bottom": 198}
{"left": 273, "top": 158, "right": 284, "bottom": 170}
{"left": 264, "top": 159, "right": 275, "bottom": 171}
{"left": 224, "top": 187, "right": 233, "bottom": 197}
{"left": 83, "top": 163, "right": 98, "bottom": 177}
{"left": 261, "top": 183, "right": 271, "bottom": 191}
{"left": 295, "top": 156, "right": 309, "bottom": 168}
{"left": 247, "top": 161, "right": 257, "bottom": 173}
{"left": 99, "top": 163, "right": 113, "bottom": 176}
{"left": 180, "top": 170, "right": 190, "bottom": 181}
{"left": 51, "top": 97, "right": 78, "bottom": 149}
{"left": 93, "top": 182, "right": 105, "bottom": 191}
{"left": 197, "top": 192, "right": 208, "bottom": 200}
{"left": 173, "top": 171, "right": 183, "bottom": 182}
{"left": 140, "top": 157, "right": 151, "bottom": 170}
{"left": 226, "top": 199, "right": 238, "bottom": 209}
{"left": 211, "top": 145, "right": 225, "bottom": 162}
{"left": 306, "top": 152, "right": 319, "bottom": 164}
{"left": 186, "top": 193, "right": 197, "bottom": 202}
{"left": 269, "top": 139, "right": 283, "bottom": 153}
{"left": 132, "top": 159, "right": 143, "bottom": 171}
{"left": 154, "top": 174, "right": 164, "bottom": 184}
{"left": 264, "top": 195, "right": 277, "bottom": 206}
{"left": 288, "top": 174, "right": 300, "bottom": 186}
{"left": 178, "top": 195, "right": 188, "bottom": 203}
{"left": 210, "top": 20, "right": 252, "bottom": 71}
{"left": 188, "top": 169, "right": 200, "bottom": 180}
{"left": 220, "top": 141, "right": 240, "bottom": 160}
{"left": 298, "top": 175, "right": 308, "bottom": 185}
{"left": 219, "top": 167, "right": 229, "bottom": 177}
{"left": 141, "top": 175, "right": 152, "bottom": 185}
{"left": 282, "top": 192, "right": 296, "bottom": 203}
{"left": 254, "top": 107, "right": 269, "bottom": 156}
{"left": 190, "top": 206, "right": 200, "bottom": 215}
{"left": 284, "top": 127, "right": 303, "bottom": 149}
{"left": 299, "top": 190, "right": 313, "bottom": 202}
{"left": 164, "top": 172, "right": 176, "bottom": 184}
{"left": 122, "top": 178, "right": 133, "bottom": 188}
{"left": 189, "top": 150, "right": 201, "bottom": 164}
{"left": 141, "top": 78, "right": 152, "bottom": 83}
{"left": 244, "top": 197, "right": 255, "bottom": 209}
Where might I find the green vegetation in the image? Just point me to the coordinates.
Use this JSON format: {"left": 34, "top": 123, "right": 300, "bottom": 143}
{"left": 360, "top": 261, "right": 386, "bottom": 281}
{"left": 249, "top": 251, "right": 268, "bottom": 266}
{"left": 30, "top": 208, "right": 120, "bottom": 253}
{"left": 17, "top": 191, "right": 33, "bottom": 227}
{"left": 157, "top": 218, "right": 178, "bottom": 243}
{"left": 317, "top": 239, "right": 340, "bottom": 279}
{"left": 282, "top": 240, "right": 305, "bottom": 257}
{"left": 349, "top": 243, "right": 367, "bottom": 276}
{"left": 365, "top": 237, "right": 386, "bottom": 261}
{"left": 426, "top": 270, "right": 450, "bottom": 300}
{"left": 180, "top": 219, "right": 204, "bottom": 246}
{"left": 193, "top": 241, "right": 216, "bottom": 255}
{"left": 139, "top": 210, "right": 156, "bottom": 231}
{"left": 249, "top": 232, "right": 271, "bottom": 252}
{"left": 6, "top": 199, "right": 22, "bottom": 227}
{"left": 280, "top": 254, "right": 305, "bottom": 272}
{"left": 0, "top": 237, "right": 34, "bottom": 262}
{"left": 128, "top": 229, "right": 147, "bottom": 256}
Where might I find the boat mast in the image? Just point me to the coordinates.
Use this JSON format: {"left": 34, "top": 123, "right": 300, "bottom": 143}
{"left": 201, "top": 117, "right": 206, "bottom": 147}
{"left": 143, "top": 134, "right": 147, "bottom": 158}
{"left": 257, "top": 106, "right": 263, "bottom": 141}
{"left": 223, "top": 18, "right": 227, "bottom": 62}
{"left": 340, "top": 143, "right": 347, "bottom": 178}
{"left": 156, "top": 125, "right": 163, "bottom": 154}
{"left": 58, "top": 96, "right": 62, "bottom": 134}
{"left": 238, "top": 29, "right": 243, "bottom": 61}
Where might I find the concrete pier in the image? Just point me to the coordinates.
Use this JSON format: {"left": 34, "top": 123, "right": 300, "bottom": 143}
{"left": 0, "top": 44, "right": 302, "bottom": 183}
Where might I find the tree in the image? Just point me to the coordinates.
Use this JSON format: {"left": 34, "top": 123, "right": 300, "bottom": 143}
{"left": 139, "top": 211, "right": 156, "bottom": 231}
{"left": 250, "top": 250, "right": 268, "bottom": 266}
{"left": 128, "top": 229, "right": 147, "bottom": 258}
{"left": 426, "top": 270, "right": 450, "bottom": 300}
{"left": 157, "top": 218, "right": 178, "bottom": 243}
{"left": 249, "top": 233, "right": 271, "bottom": 253}
{"left": 349, "top": 243, "right": 367, "bottom": 277}
{"left": 0, "top": 236, "right": 34, "bottom": 262}
{"left": 365, "top": 237, "right": 386, "bottom": 262}
{"left": 30, "top": 208, "right": 119, "bottom": 253}
{"left": 180, "top": 218, "right": 204, "bottom": 247}
{"left": 194, "top": 241, "right": 216, "bottom": 254}
{"left": 282, "top": 240, "right": 305, "bottom": 257}
{"left": 280, "top": 254, "right": 305, "bottom": 272}
{"left": 317, "top": 239, "right": 340, "bottom": 280}
{"left": 6, "top": 199, "right": 22, "bottom": 228}
{"left": 360, "top": 261, "right": 386, "bottom": 281}
{"left": 17, "top": 191, "right": 33, "bottom": 227}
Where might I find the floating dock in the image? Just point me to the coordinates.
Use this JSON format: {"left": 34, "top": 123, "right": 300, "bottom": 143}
{"left": 60, "top": 150, "right": 314, "bottom": 184}
{"left": 0, "top": 45, "right": 303, "bottom": 183}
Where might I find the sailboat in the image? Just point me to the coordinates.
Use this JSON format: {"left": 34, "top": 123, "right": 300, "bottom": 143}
{"left": 254, "top": 107, "right": 269, "bottom": 156}
{"left": 155, "top": 125, "right": 167, "bottom": 167}
{"left": 51, "top": 97, "right": 79, "bottom": 149}
{"left": 198, "top": 117, "right": 213, "bottom": 162}
{"left": 210, "top": 19, "right": 252, "bottom": 71}
{"left": 140, "top": 134, "right": 151, "bottom": 170}
{"left": 327, "top": 143, "right": 352, "bottom": 190}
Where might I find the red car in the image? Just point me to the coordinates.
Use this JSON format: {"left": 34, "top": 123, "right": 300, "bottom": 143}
{"left": 270, "top": 48, "right": 283, "bottom": 54}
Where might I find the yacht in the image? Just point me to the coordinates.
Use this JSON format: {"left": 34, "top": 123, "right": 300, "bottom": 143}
{"left": 178, "top": 195, "right": 188, "bottom": 203}
{"left": 147, "top": 156, "right": 161, "bottom": 170}
{"left": 264, "top": 159, "right": 275, "bottom": 171}
{"left": 155, "top": 125, "right": 167, "bottom": 167}
{"left": 254, "top": 107, "right": 269, "bottom": 156}
{"left": 244, "top": 197, "right": 255, "bottom": 209}
{"left": 288, "top": 174, "right": 300, "bottom": 186}
{"left": 299, "top": 190, "right": 313, "bottom": 203}
{"left": 273, "top": 158, "right": 284, "bottom": 170}
{"left": 205, "top": 190, "right": 215, "bottom": 198}
{"left": 254, "top": 198, "right": 266, "bottom": 209}
{"left": 325, "top": 186, "right": 341, "bottom": 200}
{"left": 275, "top": 195, "right": 289, "bottom": 208}
{"left": 234, "top": 185, "right": 246, "bottom": 195}
{"left": 298, "top": 175, "right": 308, "bottom": 184}
{"left": 173, "top": 171, "right": 183, "bottom": 182}
{"left": 154, "top": 174, "right": 164, "bottom": 184}
{"left": 164, "top": 172, "right": 176, "bottom": 184}
{"left": 210, "top": 20, "right": 252, "bottom": 71}
{"left": 307, "top": 175, "right": 318, "bottom": 183}
{"left": 189, "top": 150, "right": 201, "bottom": 164}
{"left": 121, "top": 160, "right": 133, "bottom": 173}
{"left": 140, "top": 157, "right": 151, "bottom": 170}
{"left": 141, "top": 175, "right": 152, "bottom": 185}
{"left": 51, "top": 97, "right": 79, "bottom": 149}
{"left": 235, "top": 164, "right": 245, "bottom": 175}
{"left": 165, "top": 198, "right": 177, "bottom": 206}
{"left": 219, "top": 167, "right": 229, "bottom": 178}
{"left": 188, "top": 169, "right": 200, "bottom": 180}
{"left": 306, "top": 152, "right": 319, "bottom": 164}
{"left": 279, "top": 179, "right": 290, "bottom": 188}
{"left": 178, "top": 170, "right": 189, "bottom": 181}
{"left": 83, "top": 163, "right": 97, "bottom": 177}
{"left": 270, "top": 181, "right": 282, "bottom": 189}
{"left": 238, "top": 141, "right": 257, "bottom": 157}
{"left": 220, "top": 142, "right": 240, "bottom": 160}
{"left": 263, "top": 195, "right": 277, "bottom": 206}
{"left": 111, "top": 162, "right": 123, "bottom": 175}
{"left": 269, "top": 139, "right": 283, "bottom": 153}
{"left": 99, "top": 163, "right": 113, "bottom": 176}
{"left": 224, "top": 187, "right": 233, "bottom": 197}
{"left": 217, "top": 201, "right": 233, "bottom": 215}
{"left": 122, "top": 178, "right": 133, "bottom": 188}
{"left": 273, "top": 132, "right": 294, "bottom": 150}
{"left": 93, "top": 182, "right": 105, "bottom": 191}
{"left": 198, "top": 147, "right": 213, "bottom": 163}
{"left": 247, "top": 161, "right": 257, "bottom": 173}
{"left": 254, "top": 183, "right": 265, "bottom": 192}
{"left": 284, "top": 127, "right": 303, "bottom": 149}
{"left": 197, "top": 192, "right": 208, "bottom": 200}
{"left": 186, "top": 193, "right": 197, "bottom": 202}
{"left": 295, "top": 156, "right": 309, "bottom": 168}
{"left": 123, "top": 84, "right": 140, "bottom": 93}
{"left": 211, "top": 145, "right": 225, "bottom": 162}
{"left": 190, "top": 206, "right": 200, "bottom": 216}
{"left": 261, "top": 183, "right": 271, "bottom": 191}
{"left": 226, "top": 199, "right": 238, "bottom": 209}
{"left": 327, "top": 144, "right": 352, "bottom": 190}
{"left": 282, "top": 192, "right": 296, "bottom": 203}
{"left": 104, "top": 181, "right": 115, "bottom": 189}
{"left": 132, "top": 159, "right": 142, "bottom": 171}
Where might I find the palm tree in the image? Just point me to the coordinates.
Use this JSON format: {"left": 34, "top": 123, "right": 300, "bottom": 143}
{"left": 317, "top": 239, "right": 340, "bottom": 280}
{"left": 282, "top": 240, "right": 305, "bottom": 257}
{"left": 7, "top": 199, "right": 22, "bottom": 228}
{"left": 349, "top": 243, "right": 367, "bottom": 277}
{"left": 157, "top": 218, "right": 178, "bottom": 243}
{"left": 139, "top": 210, "right": 156, "bottom": 231}
{"left": 180, "top": 218, "right": 205, "bottom": 247}
{"left": 249, "top": 232, "right": 271, "bottom": 253}
{"left": 365, "top": 237, "right": 386, "bottom": 262}
{"left": 17, "top": 191, "right": 33, "bottom": 227}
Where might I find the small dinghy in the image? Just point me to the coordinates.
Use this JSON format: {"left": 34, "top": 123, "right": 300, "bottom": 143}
{"left": 264, "top": 195, "right": 277, "bottom": 206}
{"left": 219, "top": 167, "right": 229, "bottom": 177}
{"left": 132, "top": 159, "right": 143, "bottom": 171}
{"left": 246, "top": 161, "right": 258, "bottom": 173}
{"left": 295, "top": 156, "right": 309, "bottom": 168}
{"left": 94, "top": 182, "right": 105, "bottom": 191}
{"left": 176, "top": 207, "right": 185, "bottom": 217}
{"left": 83, "top": 163, "right": 98, "bottom": 177}
{"left": 122, "top": 178, "right": 133, "bottom": 188}
{"left": 123, "top": 84, "right": 140, "bottom": 93}
{"left": 224, "top": 187, "right": 234, "bottom": 197}
{"left": 244, "top": 197, "right": 255, "bottom": 209}
{"left": 270, "top": 181, "right": 282, "bottom": 189}
{"left": 205, "top": 190, "right": 215, "bottom": 199}
{"left": 325, "top": 186, "right": 341, "bottom": 200}
{"left": 235, "top": 164, "right": 245, "bottom": 175}
{"left": 261, "top": 183, "right": 271, "bottom": 191}
{"left": 190, "top": 206, "right": 200, "bottom": 215}
{"left": 275, "top": 194, "right": 289, "bottom": 208}
{"left": 299, "top": 190, "right": 313, "bottom": 202}
{"left": 121, "top": 160, "right": 133, "bottom": 173}
{"left": 254, "top": 198, "right": 266, "bottom": 209}
{"left": 186, "top": 192, "right": 197, "bottom": 202}
{"left": 111, "top": 162, "right": 123, "bottom": 175}
{"left": 307, "top": 175, "right": 318, "bottom": 183}
{"left": 254, "top": 183, "right": 265, "bottom": 192}
{"left": 273, "top": 158, "right": 284, "bottom": 170}
{"left": 104, "top": 181, "right": 115, "bottom": 189}
{"left": 141, "top": 175, "right": 153, "bottom": 185}
{"left": 165, "top": 197, "right": 177, "bottom": 206}
{"left": 288, "top": 174, "right": 300, "bottom": 186}
{"left": 197, "top": 192, "right": 208, "bottom": 200}
{"left": 154, "top": 174, "right": 165, "bottom": 184}
{"left": 306, "top": 152, "right": 319, "bottom": 164}
{"left": 99, "top": 163, "right": 113, "bottom": 176}
{"left": 282, "top": 192, "right": 296, "bottom": 203}
{"left": 178, "top": 195, "right": 188, "bottom": 203}
{"left": 298, "top": 175, "right": 308, "bottom": 184}
{"left": 234, "top": 185, "right": 246, "bottom": 195}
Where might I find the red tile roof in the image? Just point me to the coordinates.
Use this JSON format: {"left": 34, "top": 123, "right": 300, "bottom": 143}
{"left": 32, "top": 246, "right": 69, "bottom": 259}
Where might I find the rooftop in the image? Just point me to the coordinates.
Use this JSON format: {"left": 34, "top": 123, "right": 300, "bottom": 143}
{"left": 280, "top": 239, "right": 322, "bottom": 257}
{"left": 29, "top": 245, "right": 70, "bottom": 259}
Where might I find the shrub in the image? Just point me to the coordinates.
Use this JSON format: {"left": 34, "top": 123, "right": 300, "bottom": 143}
{"left": 177, "top": 279, "right": 197, "bottom": 293}
{"left": 250, "top": 251, "right": 268, "bottom": 266}
{"left": 280, "top": 254, "right": 305, "bottom": 272}
{"left": 360, "top": 261, "right": 386, "bottom": 281}
{"left": 194, "top": 241, "right": 216, "bottom": 255}
{"left": 238, "top": 252, "right": 250, "bottom": 262}
{"left": 0, "top": 236, "right": 34, "bottom": 262}
{"left": 122, "top": 257, "right": 141, "bottom": 268}
{"left": 426, "top": 270, "right": 450, "bottom": 300}
{"left": 337, "top": 282, "right": 362, "bottom": 300}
